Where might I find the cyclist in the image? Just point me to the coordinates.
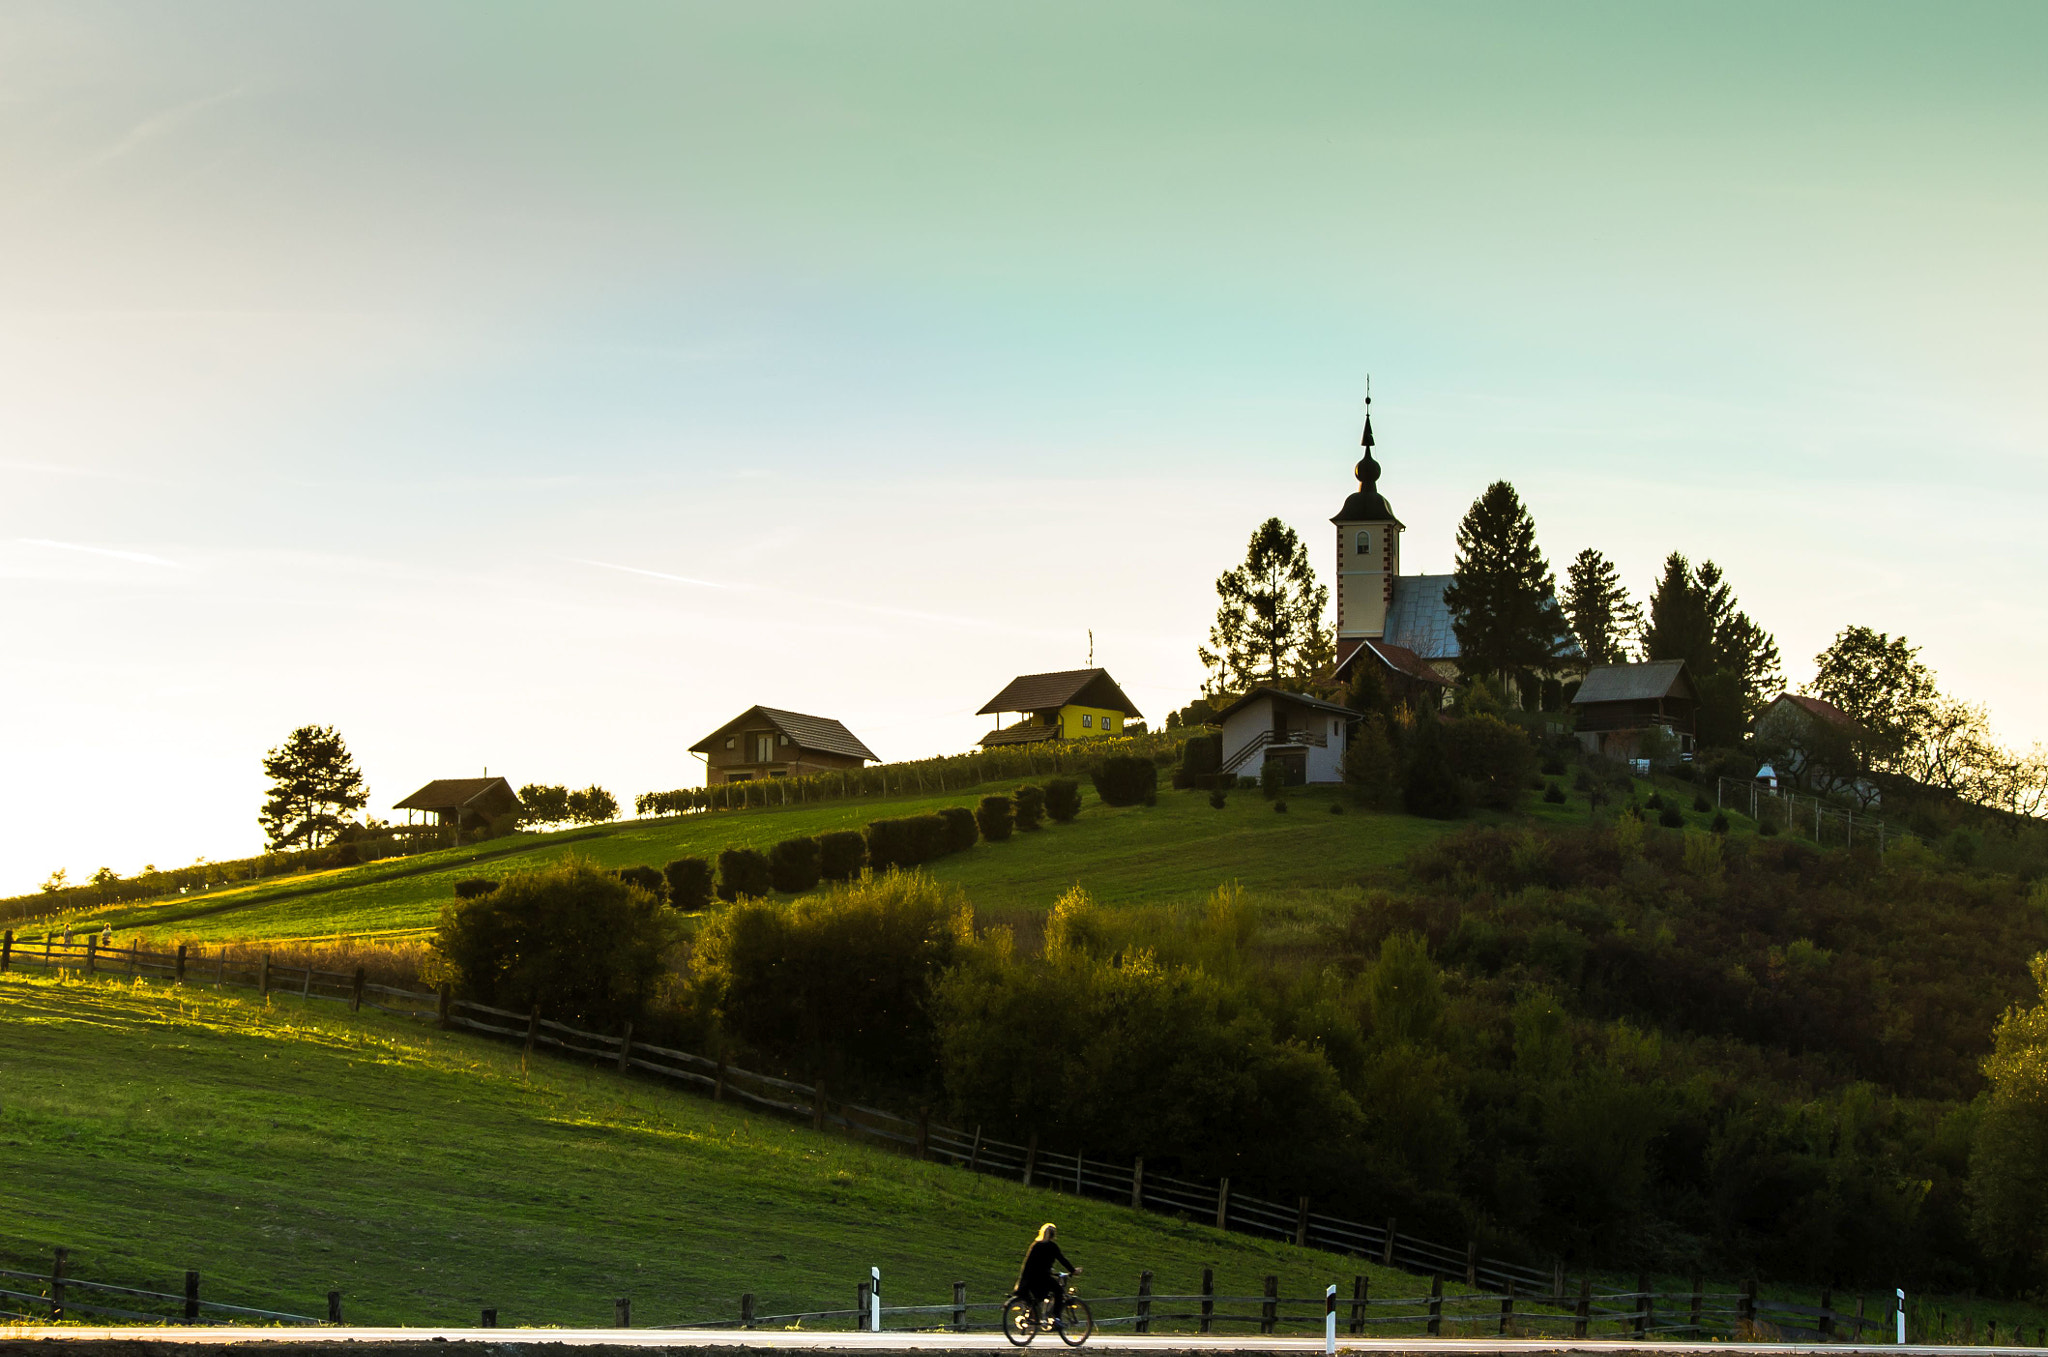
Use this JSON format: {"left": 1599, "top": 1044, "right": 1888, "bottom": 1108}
{"left": 1014, "top": 1223, "right": 1079, "bottom": 1319}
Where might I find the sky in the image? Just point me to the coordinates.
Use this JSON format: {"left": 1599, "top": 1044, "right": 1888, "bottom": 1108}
{"left": 2, "top": 2, "right": 2044, "bottom": 893}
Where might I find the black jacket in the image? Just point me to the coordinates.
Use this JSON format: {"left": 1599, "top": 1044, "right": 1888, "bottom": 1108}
{"left": 1016, "top": 1239, "right": 1074, "bottom": 1295}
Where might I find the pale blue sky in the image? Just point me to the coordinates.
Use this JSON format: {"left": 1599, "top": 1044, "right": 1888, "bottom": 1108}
{"left": 3, "top": 3, "right": 2044, "bottom": 891}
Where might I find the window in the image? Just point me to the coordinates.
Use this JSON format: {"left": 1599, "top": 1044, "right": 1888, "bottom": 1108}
{"left": 1354, "top": 530, "right": 1371, "bottom": 556}
{"left": 752, "top": 734, "right": 775, "bottom": 762}
{"left": 1106, "top": 717, "right": 1116, "bottom": 731}
{"left": 779, "top": 734, "right": 791, "bottom": 746}
{"left": 724, "top": 737, "right": 735, "bottom": 750}
{"left": 1082, "top": 714, "right": 1093, "bottom": 728}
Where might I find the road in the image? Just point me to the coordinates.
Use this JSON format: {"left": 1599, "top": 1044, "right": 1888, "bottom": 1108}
{"left": 0, "top": 1329, "right": 2035, "bottom": 1356}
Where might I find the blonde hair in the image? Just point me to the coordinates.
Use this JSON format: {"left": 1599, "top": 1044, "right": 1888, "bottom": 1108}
{"left": 1035, "top": 1223, "right": 1058, "bottom": 1242}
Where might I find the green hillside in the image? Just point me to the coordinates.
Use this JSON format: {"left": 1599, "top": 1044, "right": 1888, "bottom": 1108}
{"left": 27, "top": 781, "right": 1594, "bottom": 946}
{"left": 1, "top": 969, "right": 1425, "bottom": 1330}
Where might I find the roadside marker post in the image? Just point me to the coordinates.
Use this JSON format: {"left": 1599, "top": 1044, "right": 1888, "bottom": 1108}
{"left": 1325, "top": 1284, "right": 1338, "bottom": 1355}
{"left": 871, "top": 1266, "right": 882, "bottom": 1333}
{"left": 1897, "top": 1289, "right": 1907, "bottom": 1345}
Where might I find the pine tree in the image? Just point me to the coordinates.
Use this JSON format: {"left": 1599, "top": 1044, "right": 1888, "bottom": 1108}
{"left": 1562, "top": 547, "right": 1641, "bottom": 665}
{"left": 1198, "top": 517, "right": 1332, "bottom": 693}
{"left": 1443, "top": 481, "right": 1565, "bottom": 689}
{"left": 258, "top": 725, "right": 369, "bottom": 851}
{"left": 1642, "top": 555, "right": 1782, "bottom": 745}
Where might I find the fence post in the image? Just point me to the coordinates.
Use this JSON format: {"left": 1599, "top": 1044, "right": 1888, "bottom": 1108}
{"left": 86, "top": 935, "right": 98, "bottom": 975}
{"left": 951, "top": 1282, "right": 966, "bottom": 1332}
{"left": 1500, "top": 1280, "right": 1515, "bottom": 1337}
{"left": 1216, "top": 1177, "right": 1231, "bottom": 1229}
{"left": 713, "top": 1056, "right": 726, "bottom": 1102}
{"left": 1466, "top": 1239, "right": 1480, "bottom": 1287}
{"left": 1130, "top": 1155, "right": 1144, "bottom": 1208}
{"left": 1295, "top": 1196, "right": 1311, "bottom": 1247}
{"left": 259, "top": 952, "right": 270, "bottom": 995}
{"left": 856, "top": 1281, "right": 872, "bottom": 1332}
{"left": 1819, "top": 1285, "right": 1834, "bottom": 1340}
{"left": 1074, "top": 1149, "right": 1084, "bottom": 1195}
{"left": 741, "top": 1293, "right": 756, "bottom": 1329}
{"left": 917, "top": 1109, "right": 930, "bottom": 1161}
{"left": 616, "top": 1021, "right": 634, "bottom": 1073}
{"left": 1200, "top": 1268, "right": 1214, "bottom": 1334}
{"left": 216, "top": 946, "right": 226, "bottom": 988}
{"left": 1635, "top": 1272, "right": 1650, "bottom": 1339}
{"left": 51, "top": 1247, "right": 67, "bottom": 1321}
{"left": 614, "top": 1296, "right": 630, "bottom": 1327}
{"left": 1382, "top": 1217, "right": 1396, "bottom": 1267}
{"left": 175, "top": 943, "right": 187, "bottom": 982}
{"left": 1690, "top": 1275, "right": 1703, "bottom": 1334}
{"left": 814, "top": 1080, "right": 827, "bottom": 1132}
{"left": 328, "top": 1291, "right": 342, "bottom": 1324}
{"left": 1576, "top": 1278, "right": 1591, "bottom": 1339}
{"left": 968, "top": 1124, "right": 983, "bottom": 1172}
{"left": 481, "top": 1309, "right": 496, "bottom": 1328}
{"left": 183, "top": 1271, "right": 200, "bottom": 1323}
{"left": 1741, "top": 1279, "right": 1757, "bottom": 1338}
{"left": 1427, "top": 1274, "right": 1443, "bottom": 1337}
{"left": 1023, "top": 1133, "right": 1038, "bottom": 1186}
{"left": 1350, "top": 1274, "right": 1367, "bottom": 1335}
{"left": 349, "top": 967, "right": 364, "bottom": 1013}
{"left": 1261, "top": 1274, "right": 1278, "bottom": 1335}
{"left": 436, "top": 982, "right": 451, "bottom": 1029}
{"left": 1136, "top": 1271, "right": 1153, "bottom": 1334}
{"left": 1553, "top": 1258, "right": 1565, "bottom": 1306}
{"left": 1, "top": 930, "right": 10, "bottom": 973}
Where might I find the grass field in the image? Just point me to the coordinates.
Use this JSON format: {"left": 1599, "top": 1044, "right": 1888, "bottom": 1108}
{"left": 1, "top": 970, "right": 1429, "bottom": 1330}
{"left": 29, "top": 782, "right": 1601, "bottom": 946}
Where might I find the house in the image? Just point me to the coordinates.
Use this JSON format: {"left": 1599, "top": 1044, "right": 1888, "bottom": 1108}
{"left": 1569, "top": 660, "right": 1699, "bottom": 760}
{"left": 1328, "top": 400, "right": 1578, "bottom": 703}
{"left": 1212, "top": 687, "right": 1360, "bottom": 784}
{"left": 1752, "top": 692, "right": 1880, "bottom": 805}
{"left": 977, "top": 668, "right": 1143, "bottom": 747}
{"left": 689, "top": 706, "right": 879, "bottom": 784}
{"left": 1330, "top": 637, "right": 1454, "bottom": 709}
{"left": 393, "top": 776, "right": 524, "bottom": 830}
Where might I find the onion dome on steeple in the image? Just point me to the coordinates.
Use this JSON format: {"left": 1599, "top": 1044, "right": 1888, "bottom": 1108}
{"left": 1331, "top": 393, "right": 1403, "bottom": 526}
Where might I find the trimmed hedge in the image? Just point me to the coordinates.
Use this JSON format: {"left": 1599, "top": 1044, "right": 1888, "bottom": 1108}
{"left": 1013, "top": 783, "right": 1045, "bottom": 831}
{"left": 1092, "top": 756, "right": 1157, "bottom": 807}
{"left": 818, "top": 830, "right": 867, "bottom": 882}
{"left": 453, "top": 878, "right": 499, "bottom": 899}
{"left": 866, "top": 813, "right": 951, "bottom": 872}
{"left": 938, "top": 806, "right": 980, "bottom": 855}
{"left": 664, "top": 857, "right": 714, "bottom": 911}
{"left": 768, "top": 836, "right": 823, "bottom": 894}
{"left": 976, "top": 795, "right": 1014, "bottom": 842}
{"left": 717, "top": 847, "right": 773, "bottom": 901}
{"left": 1044, "top": 778, "right": 1083, "bottom": 823}
{"left": 614, "top": 865, "right": 666, "bottom": 901}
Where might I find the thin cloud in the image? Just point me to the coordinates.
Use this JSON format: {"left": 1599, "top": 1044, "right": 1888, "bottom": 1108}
{"left": 68, "top": 85, "right": 253, "bottom": 179}
{"left": 573, "top": 558, "right": 744, "bottom": 590}
{"left": 21, "top": 538, "right": 180, "bottom": 567}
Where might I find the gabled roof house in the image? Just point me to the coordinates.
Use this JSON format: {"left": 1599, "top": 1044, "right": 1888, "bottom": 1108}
{"left": 1569, "top": 660, "right": 1699, "bottom": 760}
{"left": 978, "top": 668, "right": 1142, "bottom": 747}
{"left": 690, "top": 706, "right": 879, "bottom": 784}
{"left": 393, "top": 777, "right": 524, "bottom": 829}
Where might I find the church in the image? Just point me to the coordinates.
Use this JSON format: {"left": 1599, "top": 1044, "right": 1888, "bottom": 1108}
{"left": 1326, "top": 401, "right": 1459, "bottom": 705}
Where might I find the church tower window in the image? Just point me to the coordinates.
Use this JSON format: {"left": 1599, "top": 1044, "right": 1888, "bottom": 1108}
{"left": 1355, "top": 530, "right": 1372, "bottom": 556}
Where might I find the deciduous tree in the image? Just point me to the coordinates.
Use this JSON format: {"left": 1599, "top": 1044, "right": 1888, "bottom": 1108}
{"left": 258, "top": 725, "right": 368, "bottom": 851}
{"left": 1198, "top": 518, "right": 1332, "bottom": 693}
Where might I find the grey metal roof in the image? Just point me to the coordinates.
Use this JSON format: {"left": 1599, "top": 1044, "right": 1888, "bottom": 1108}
{"left": 1573, "top": 660, "right": 1693, "bottom": 705}
{"left": 1382, "top": 574, "right": 1460, "bottom": 660}
{"left": 689, "top": 706, "right": 880, "bottom": 762}
{"left": 977, "top": 668, "right": 1143, "bottom": 718}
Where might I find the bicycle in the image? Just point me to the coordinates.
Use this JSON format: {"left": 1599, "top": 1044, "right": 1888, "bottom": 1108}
{"left": 1002, "top": 1270, "right": 1093, "bottom": 1347}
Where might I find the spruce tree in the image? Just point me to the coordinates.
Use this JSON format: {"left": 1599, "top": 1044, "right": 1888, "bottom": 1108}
{"left": 1562, "top": 547, "right": 1641, "bottom": 665}
{"left": 1198, "top": 517, "right": 1332, "bottom": 693}
{"left": 1642, "top": 555, "right": 1782, "bottom": 745}
{"left": 1641, "top": 553, "right": 1715, "bottom": 674}
{"left": 1443, "top": 481, "right": 1565, "bottom": 689}
{"left": 258, "top": 725, "right": 369, "bottom": 851}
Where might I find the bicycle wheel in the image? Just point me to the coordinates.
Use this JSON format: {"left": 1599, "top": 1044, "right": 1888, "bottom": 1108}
{"left": 1056, "top": 1296, "right": 1094, "bottom": 1346}
{"left": 1002, "top": 1296, "right": 1038, "bottom": 1347}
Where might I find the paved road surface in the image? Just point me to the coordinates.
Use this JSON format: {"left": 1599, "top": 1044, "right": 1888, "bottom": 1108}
{"left": 1, "top": 1330, "right": 2035, "bottom": 1355}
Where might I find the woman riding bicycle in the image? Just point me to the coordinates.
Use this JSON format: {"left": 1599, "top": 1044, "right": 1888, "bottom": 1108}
{"left": 1014, "top": 1223, "right": 1079, "bottom": 1314}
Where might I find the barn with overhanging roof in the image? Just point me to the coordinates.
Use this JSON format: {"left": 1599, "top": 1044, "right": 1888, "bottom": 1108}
{"left": 977, "top": 668, "right": 1142, "bottom": 747}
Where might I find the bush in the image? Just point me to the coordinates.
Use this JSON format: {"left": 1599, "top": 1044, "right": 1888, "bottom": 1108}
{"left": 433, "top": 855, "right": 678, "bottom": 1031}
{"left": 1342, "top": 715, "right": 1401, "bottom": 809}
{"left": 1092, "top": 757, "right": 1158, "bottom": 807}
{"left": 768, "top": 836, "right": 823, "bottom": 894}
{"left": 1403, "top": 720, "right": 1471, "bottom": 820}
{"left": 1759, "top": 817, "right": 1781, "bottom": 837}
{"left": 1711, "top": 810, "right": 1731, "bottom": 835}
{"left": 1173, "top": 733, "right": 1223, "bottom": 790}
{"left": 717, "top": 847, "right": 773, "bottom": 901}
{"left": 975, "top": 795, "right": 1014, "bottom": 842}
{"left": 1209, "top": 789, "right": 1228, "bottom": 810}
{"left": 1693, "top": 793, "right": 1712, "bottom": 813}
{"left": 694, "top": 872, "right": 967, "bottom": 1082}
{"left": 866, "top": 814, "right": 953, "bottom": 871}
{"left": 1259, "top": 756, "right": 1286, "bottom": 800}
{"left": 1658, "top": 804, "right": 1686, "bottom": 829}
{"left": 1328, "top": 802, "right": 1344, "bottom": 814}
{"left": 1540, "top": 755, "right": 1567, "bottom": 776}
{"left": 1274, "top": 799, "right": 1289, "bottom": 813}
{"left": 817, "top": 830, "right": 867, "bottom": 882}
{"left": 1044, "top": 778, "right": 1083, "bottom": 823}
{"left": 1442, "top": 714, "right": 1537, "bottom": 811}
{"left": 664, "top": 857, "right": 714, "bottom": 911}
{"left": 1543, "top": 782, "right": 1567, "bottom": 804}
{"left": 915, "top": 813, "right": 951, "bottom": 862}
{"left": 1013, "top": 783, "right": 1045, "bottom": 831}
{"left": 937, "top": 806, "right": 980, "bottom": 855}
{"left": 453, "top": 878, "right": 499, "bottom": 900}
{"left": 1646, "top": 791, "right": 1666, "bottom": 810}
{"left": 615, "top": 865, "right": 666, "bottom": 901}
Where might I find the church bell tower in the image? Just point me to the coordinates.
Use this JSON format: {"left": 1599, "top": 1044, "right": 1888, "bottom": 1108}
{"left": 1331, "top": 395, "right": 1404, "bottom": 651}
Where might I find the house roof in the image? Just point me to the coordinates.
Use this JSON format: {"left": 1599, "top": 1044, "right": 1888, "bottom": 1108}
{"left": 1573, "top": 660, "right": 1695, "bottom": 705}
{"left": 1212, "top": 686, "right": 1362, "bottom": 724}
{"left": 1334, "top": 638, "right": 1453, "bottom": 687}
{"left": 393, "top": 777, "right": 522, "bottom": 813}
{"left": 688, "top": 706, "right": 880, "bottom": 762}
{"left": 1760, "top": 692, "right": 1861, "bottom": 731}
{"left": 978, "top": 723, "right": 1064, "bottom": 748}
{"left": 977, "top": 668, "right": 1143, "bottom": 718}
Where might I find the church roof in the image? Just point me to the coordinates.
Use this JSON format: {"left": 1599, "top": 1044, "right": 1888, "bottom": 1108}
{"left": 1331, "top": 409, "right": 1405, "bottom": 526}
{"left": 1383, "top": 575, "right": 1460, "bottom": 660}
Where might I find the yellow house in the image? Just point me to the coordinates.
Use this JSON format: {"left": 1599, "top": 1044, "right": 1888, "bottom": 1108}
{"left": 977, "top": 668, "right": 1144, "bottom": 748}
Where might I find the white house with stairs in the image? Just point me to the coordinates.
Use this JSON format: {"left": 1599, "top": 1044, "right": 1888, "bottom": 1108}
{"left": 1214, "top": 687, "right": 1360, "bottom": 785}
